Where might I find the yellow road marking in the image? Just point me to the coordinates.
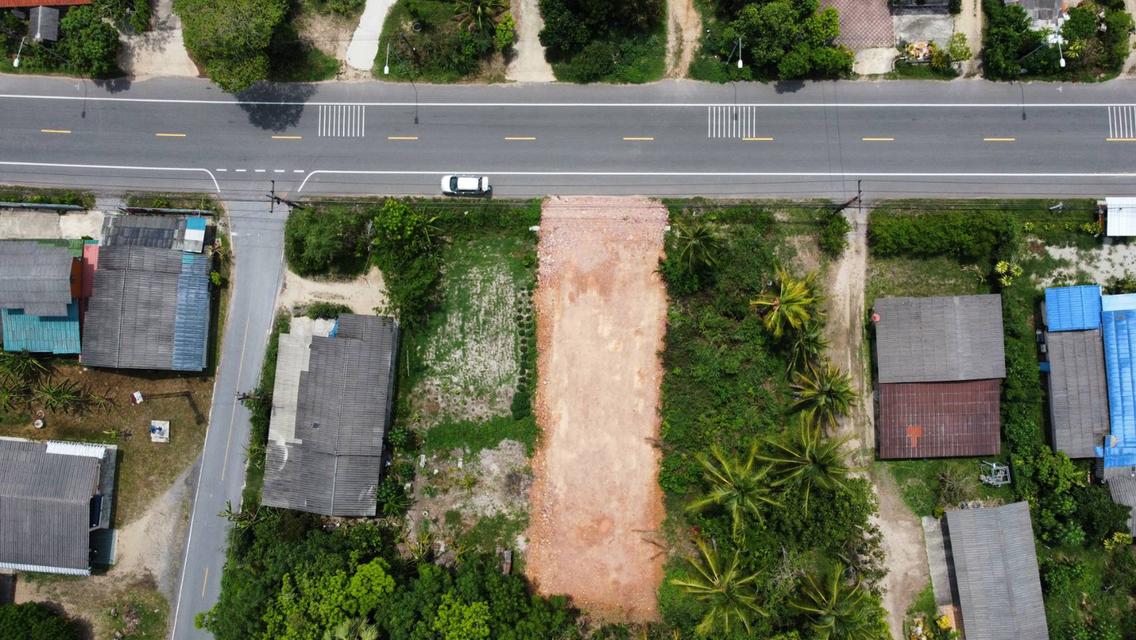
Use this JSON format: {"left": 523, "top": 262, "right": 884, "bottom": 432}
{"left": 40, "top": 129, "right": 71, "bottom": 134}
{"left": 623, "top": 136, "right": 654, "bottom": 141}
{"left": 155, "top": 132, "right": 186, "bottom": 138}
{"left": 1106, "top": 138, "right": 1136, "bottom": 142}
{"left": 504, "top": 136, "right": 536, "bottom": 141}
{"left": 861, "top": 137, "right": 894, "bottom": 142}
{"left": 983, "top": 137, "right": 1016, "bottom": 142}
{"left": 743, "top": 137, "right": 775, "bottom": 141}
{"left": 387, "top": 136, "right": 418, "bottom": 141}
{"left": 271, "top": 135, "right": 303, "bottom": 140}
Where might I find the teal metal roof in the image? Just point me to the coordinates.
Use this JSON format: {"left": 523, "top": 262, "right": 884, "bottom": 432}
{"left": 1, "top": 301, "right": 80, "bottom": 354}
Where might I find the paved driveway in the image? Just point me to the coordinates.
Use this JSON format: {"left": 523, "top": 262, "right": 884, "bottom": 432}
{"left": 824, "top": 0, "right": 895, "bottom": 49}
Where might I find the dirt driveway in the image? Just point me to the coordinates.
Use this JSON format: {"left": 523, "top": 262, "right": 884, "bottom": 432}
{"left": 525, "top": 196, "right": 668, "bottom": 622}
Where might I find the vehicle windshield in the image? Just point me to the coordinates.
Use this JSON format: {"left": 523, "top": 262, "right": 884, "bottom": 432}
{"left": 449, "top": 177, "right": 458, "bottom": 190}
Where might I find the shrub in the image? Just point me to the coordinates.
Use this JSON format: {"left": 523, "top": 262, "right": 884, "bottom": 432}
{"left": 538, "top": 0, "right": 664, "bottom": 82}
{"left": 60, "top": 6, "right": 121, "bottom": 76}
{"left": 371, "top": 199, "right": 442, "bottom": 326}
{"left": 1073, "top": 484, "right": 1132, "bottom": 545}
{"left": 818, "top": 211, "right": 851, "bottom": 257}
{"left": 0, "top": 603, "right": 83, "bottom": 640}
{"left": 304, "top": 302, "right": 353, "bottom": 319}
{"left": 868, "top": 209, "right": 1018, "bottom": 265}
{"left": 175, "top": 0, "right": 289, "bottom": 92}
{"left": 284, "top": 206, "right": 371, "bottom": 276}
{"left": 494, "top": 11, "right": 516, "bottom": 52}
{"left": 564, "top": 41, "right": 616, "bottom": 82}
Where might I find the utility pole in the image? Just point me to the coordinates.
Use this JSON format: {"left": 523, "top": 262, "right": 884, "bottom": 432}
{"left": 266, "top": 181, "right": 308, "bottom": 211}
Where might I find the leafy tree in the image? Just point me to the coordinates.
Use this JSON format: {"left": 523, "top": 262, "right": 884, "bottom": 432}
{"left": 59, "top": 6, "right": 121, "bottom": 76}
{"left": 790, "top": 561, "right": 887, "bottom": 640}
{"left": 175, "top": 0, "right": 288, "bottom": 92}
{"left": 0, "top": 602, "right": 83, "bottom": 640}
{"left": 687, "top": 443, "right": 780, "bottom": 539}
{"left": 759, "top": 417, "right": 854, "bottom": 514}
{"left": 433, "top": 594, "right": 491, "bottom": 640}
{"left": 717, "top": 0, "right": 852, "bottom": 80}
{"left": 670, "top": 538, "right": 767, "bottom": 637}
{"left": 982, "top": 0, "right": 1049, "bottom": 79}
{"left": 751, "top": 270, "right": 820, "bottom": 339}
{"left": 790, "top": 362, "right": 855, "bottom": 428}
{"left": 284, "top": 206, "right": 371, "bottom": 276}
{"left": 371, "top": 199, "right": 443, "bottom": 325}
{"left": 1073, "top": 484, "right": 1132, "bottom": 546}
{"left": 322, "top": 618, "right": 379, "bottom": 640}
{"left": 262, "top": 558, "right": 395, "bottom": 640}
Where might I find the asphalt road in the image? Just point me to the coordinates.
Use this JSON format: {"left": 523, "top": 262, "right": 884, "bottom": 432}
{"left": 2, "top": 74, "right": 1135, "bottom": 640}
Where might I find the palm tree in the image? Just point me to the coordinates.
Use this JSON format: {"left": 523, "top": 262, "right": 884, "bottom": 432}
{"left": 670, "top": 538, "right": 767, "bottom": 637}
{"left": 791, "top": 362, "right": 856, "bottom": 429}
{"left": 671, "top": 219, "right": 722, "bottom": 276}
{"left": 787, "top": 320, "right": 829, "bottom": 373}
{"left": 686, "top": 443, "right": 780, "bottom": 540}
{"left": 322, "top": 618, "right": 379, "bottom": 640}
{"left": 758, "top": 417, "right": 855, "bottom": 514}
{"left": 790, "top": 561, "right": 880, "bottom": 640}
{"left": 453, "top": 0, "right": 506, "bottom": 33}
{"left": 0, "top": 350, "right": 49, "bottom": 389}
{"left": 33, "top": 379, "right": 87, "bottom": 414}
{"left": 750, "top": 271, "right": 820, "bottom": 339}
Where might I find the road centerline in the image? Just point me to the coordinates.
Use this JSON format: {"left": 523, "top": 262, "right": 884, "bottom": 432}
{"left": 505, "top": 136, "right": 537, "bottom": 141}
{"left": 40, "top": 128, "right": 71, "bottom": 134}
{"left": 983, "top": 137, "right": 1016, "bottom": 142}
{"left": 156, "top": 132, "right": 187, "bottom": 138}
{"left": 862, "top": 137, "right": 895, "bottom": 142}
{"left": 271, "top": 135, "right": 302, "bottom": 140}
{"left": 387, "top": 136, "right": 419, "bottom": 141}
{"left": 623, "top": 136, "right": 655, "bottom": 141}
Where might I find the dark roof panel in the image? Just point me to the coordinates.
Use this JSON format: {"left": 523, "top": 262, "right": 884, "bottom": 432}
{"left": 877, "top": 380, "right": 1001, "bottom": 459}
{"left": 1107, "top": 476, "right": 1136, "bottom": 535}
{"left": 945, "top": 502, "right": 1049, "bottom": 640}
{"left": 0, "top": 241, "right": 74, "bottom": 317}
{"left": 874, "top": 295, "right": 1006, "bottom": 383}
{"left": 1046, "top": 330, "right": 1109, "bottom": 459}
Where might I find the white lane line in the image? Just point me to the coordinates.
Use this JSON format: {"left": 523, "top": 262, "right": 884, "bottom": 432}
{"left": 219, "top": 315, "right": 251, "bottom": 482}
{"left": 273, "top": 169, "right": 285, "bottom": 173}
{"left": 1, "top": 93, "right": 1134, "bottom": 108}
{"left": 293, "top": 169, "right": 305, "bottom": 173}
{"left": 235, "top": 169, "right": 247, "bottom": 173}
{"left": 298, "top": 169, "right": 1136, "bottom": 192}
{"left": 216, "top": 168, "right": 227, "bottom": 172}
{"left": 0, "top": 160, "right": 219, "bottom": 192}
{"left": 254, "top": 169, "right": 266, "bottom": 173}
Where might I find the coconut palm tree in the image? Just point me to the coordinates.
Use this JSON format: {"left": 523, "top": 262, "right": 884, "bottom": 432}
{"left": 787, "top": 320, "right": 830, "bottom": 373}
{"left": 790, "top": 561, "right": 881, "bottom": 640}
{"left": 758, "top": 417, "right": 855, "bottom": 514}
{"left": 670, "top": 538, "right": 767, "bottom": 637}
{"left": 790, "top": 362, "right": 856, "bottom": 429}
{"left": 671, "top": 219, "right": 722, "bottom": 277}
{"left": 454, "top": 0, "right": 507, "bottom": 33}
{"left": 686, "top": 443, "right": 780, "bottom": 540}
{"left": 750, "top": 271, "right": 820, "bottom": 339}
{"left": 322, "top": 618, "right": 380, "bottom": 640}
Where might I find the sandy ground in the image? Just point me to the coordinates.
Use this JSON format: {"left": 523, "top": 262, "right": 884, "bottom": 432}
{"left": 855, "top": 47, "right": 899, "bottom": 75}
{"left": 507, "top": 0, "right": 556, "bottom": 82}
{"left": 15, "top": 464, "right": 193, "bottom": 637}
{"left": 666, "top": 0, "right": 703, "bottom": 78}
{"left": 824, "top": 208, "right": 927, "bottom": 640}
{"left": 118, "top": 0, "right": 198, "bottom": 79}
{"left": 955, "top": 0, "right": 983, "bottom": 76}
{"left": 1043, "top": 242, "right": 1136, "bottom": 285}
{"left": 277, "top": 265, "right": 388, "bottom": 314}
{"left": 0, "top": 209, "right": 104, "bottom": 240}
{"left": 525, "top": 196, "right": 668, "bottom": 622}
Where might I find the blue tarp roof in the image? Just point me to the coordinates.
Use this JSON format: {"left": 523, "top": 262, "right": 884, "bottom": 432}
{"left": 1099, "top": 309, "right": 1136, "bottom": 468}
{"left": 171, "top": 253, "right": 211, "bottom": 371}
{"left": 1046, "top": 285, "right": 1102, "bottom": 331}
{"left": 1, "top": 301, "right": 80, "bottom": 355}
{"left": 186, "top": 216, "right": 207, "bottom": 231}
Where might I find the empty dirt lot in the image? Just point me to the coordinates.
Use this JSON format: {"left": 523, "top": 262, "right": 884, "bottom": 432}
{"left": 525, "top": 196, "right": 668, "bottom": 622}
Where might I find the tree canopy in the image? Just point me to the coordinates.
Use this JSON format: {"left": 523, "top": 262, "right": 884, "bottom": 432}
{"left": 175, "top": 0, "right": 288, "bottom": 92}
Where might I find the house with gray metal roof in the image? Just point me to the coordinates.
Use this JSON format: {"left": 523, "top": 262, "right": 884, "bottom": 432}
{"left": 0, "top": 241, "right": 81, "bottom": 355}
{"left": 0, "top": 438, "right": 117, "bottom": 576}
{"left": 944, "top": 502, "right": 1049, "bottom": 640}
{"left": 81, "top": 245, "right": 211, "bottom": 371}
{"left": 101, "top": 214, "right": 209, "bottom": 253}
{"left": 873, "top": 295, "right": 1006, "bottom": 459}
{"left": 1046, "top": 329, "right": 1110, "bottom": 459}
{"left": 262, "top": 314, "right": 399, "bottom": 516}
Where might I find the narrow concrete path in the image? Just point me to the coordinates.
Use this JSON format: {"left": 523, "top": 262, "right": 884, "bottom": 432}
{"left": 506, "top": 0, "right": 555, "bottom": 82}
{"left": 119, "top": 0, "right": 197, "bottom": 78}
{"left": 347, "top": 0, "right": 398, "bottom": 71}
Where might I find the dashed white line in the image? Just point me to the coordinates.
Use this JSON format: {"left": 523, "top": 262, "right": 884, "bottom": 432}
{"left": 293, "top": 169, "right": 305, "bottom": 173}
{"left": 235, "top": 169, "right": 247, "bottom": 173}
{"left": 273, "top": 169, "right": 285, "bottom": 173}
{"left": 216, "top": 168, "right": 227, "bottom": 172}
{"left": 254, "top": 169, "right": 266, "bottom": 173}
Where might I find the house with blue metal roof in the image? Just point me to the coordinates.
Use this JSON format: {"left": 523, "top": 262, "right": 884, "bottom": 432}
{"left": 1099, "top": 294, "right": 1136, "bottom": 475}
{"left": 0, "top": 241, "right": 81, "bottom": 355}
{"left": 1044, "top": 285, "right": 1103, "bottom": 332}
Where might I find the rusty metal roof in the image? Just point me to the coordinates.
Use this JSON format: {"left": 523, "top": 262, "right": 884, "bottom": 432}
{"left": 878, "top": 380, "right": 1002, "bottom": 459}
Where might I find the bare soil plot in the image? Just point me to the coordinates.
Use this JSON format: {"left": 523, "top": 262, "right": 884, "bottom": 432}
{"left": 278, "top": 265, "right": 388, "bottom": 315}
{"left": 525, "top": 196, "right": 668, "bottom": 622}
{"left": 666, "top": 0, "right": 703, "bottom": 78}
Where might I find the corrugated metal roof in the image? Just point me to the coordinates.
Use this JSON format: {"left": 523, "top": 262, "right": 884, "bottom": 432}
{"left": 1103, "top": 293, "right": 1136, "bottom": 313}
{"left": 1099, "top": 309, "right": 1136, "bottom": 469}
{"left": 101, "top": 215, "right": 182, "bottom": 250}
{"left": 877, "top": 380, "right": 1002, "bottom": 459}
{"left": 268, "top": 332, "right": 314, "bottom": 444}
{"left": 874, "top": 295, "right": 1006, "bottom": 384}
{"left": 81, "top": 246, "right": 211, "bottom": 371}
{"left": 0, "top": 241, "right": 74, "bottom": 317}
{"left": 262, "top": 315, "right": 399, "bottom": 517}
{"left": 0, "top": 439, "right": 105, "bottom": 573}
{"left": 1047, "top": 330, "right": 1110, "bottom": 459}
{"left": 1106, "top": 197, "right": 1136, "bottom": 237}
{"left": 1107, "top": 475, "right": 1136, "bottom": 535}
{"left": 945, "top": 502, "right": 1049, "bottom": 640}
{"left": 1, "top": 301, "right": 80, "bottom": 354}
{"left": 29, "top": 6, "right": 59, "bottom": 42}
{"left": 1045, "top": 285, "right": 1102, "bottom": 331}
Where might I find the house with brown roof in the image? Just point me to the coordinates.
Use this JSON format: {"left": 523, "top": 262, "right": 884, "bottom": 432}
{"left": 872, "top": 295, "right": 1006, "bottom": 459}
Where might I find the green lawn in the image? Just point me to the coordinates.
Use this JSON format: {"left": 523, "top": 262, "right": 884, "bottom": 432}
{"left": 883, "top": 458, "right": 1015, "bottom": 518}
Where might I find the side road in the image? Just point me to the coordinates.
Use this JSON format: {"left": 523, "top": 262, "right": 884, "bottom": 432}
{"left": 170, "top": 200, "right": 285, "bottom": 640}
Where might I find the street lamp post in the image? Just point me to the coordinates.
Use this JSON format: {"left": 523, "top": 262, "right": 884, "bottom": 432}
{"left": 383, "top": 42, "right": 390, "bottom": 76}
{"left": 396, "top": 34, "right": 421, "bottom": 125}
{"left": 12, "top": 36, "right": 25, "bottom": 68}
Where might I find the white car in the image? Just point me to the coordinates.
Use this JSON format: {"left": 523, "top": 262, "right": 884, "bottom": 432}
{"left": 441, "top": 175, "right": 491, "bottom": 197}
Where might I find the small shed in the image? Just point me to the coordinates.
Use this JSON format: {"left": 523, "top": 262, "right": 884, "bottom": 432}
{"left": 1105, "top": 197, "right": 1136, "bottom": 237}
{"left": 29, "top": 6, "right": 59, "bottom": 43}
{"left": 1046, "top": 330, "right": 1110, "bottom": 459}
{"left": 1044, "top": 285, "right": 1102, "bottom": 332}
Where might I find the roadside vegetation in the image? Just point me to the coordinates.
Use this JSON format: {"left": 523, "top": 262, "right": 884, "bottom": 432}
{"left": 0, "top": 602, "right": 83, "bottom": 640}
{"left": 866, "top": 201, "right": 1136, "bottom": 638}
{"left": 538, "top": 0, "right": 665, "bottom": 82}
{"left": 1, "top": 3, "right": 125, "bottom": 77}
{"left": 889, "top": 33, "right": 972, "bottom": 80}
{"left": 176, "top": 0, "right": 340, "bottom": 92}
{"left": 378, "top": 0, "right": 517, "bottom": 82}
{"left": 983, "top": 0, "right": 1133, "bottom": 81}
{"left": 689, "top": 0, "right": 854, "bottom": 81}
{"left": 655, "top": 204, "right": 887, "bottom": 639}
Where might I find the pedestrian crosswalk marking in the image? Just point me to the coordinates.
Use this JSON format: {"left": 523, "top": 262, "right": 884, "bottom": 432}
{"left": 707, "top": 105, "right": 762, "bottom": 139}
{"left": 318, "top": 104, "right": 366, "bottom": 138}
{"left": 1107, "top": 106, "right": 1136, "bottom": 140}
